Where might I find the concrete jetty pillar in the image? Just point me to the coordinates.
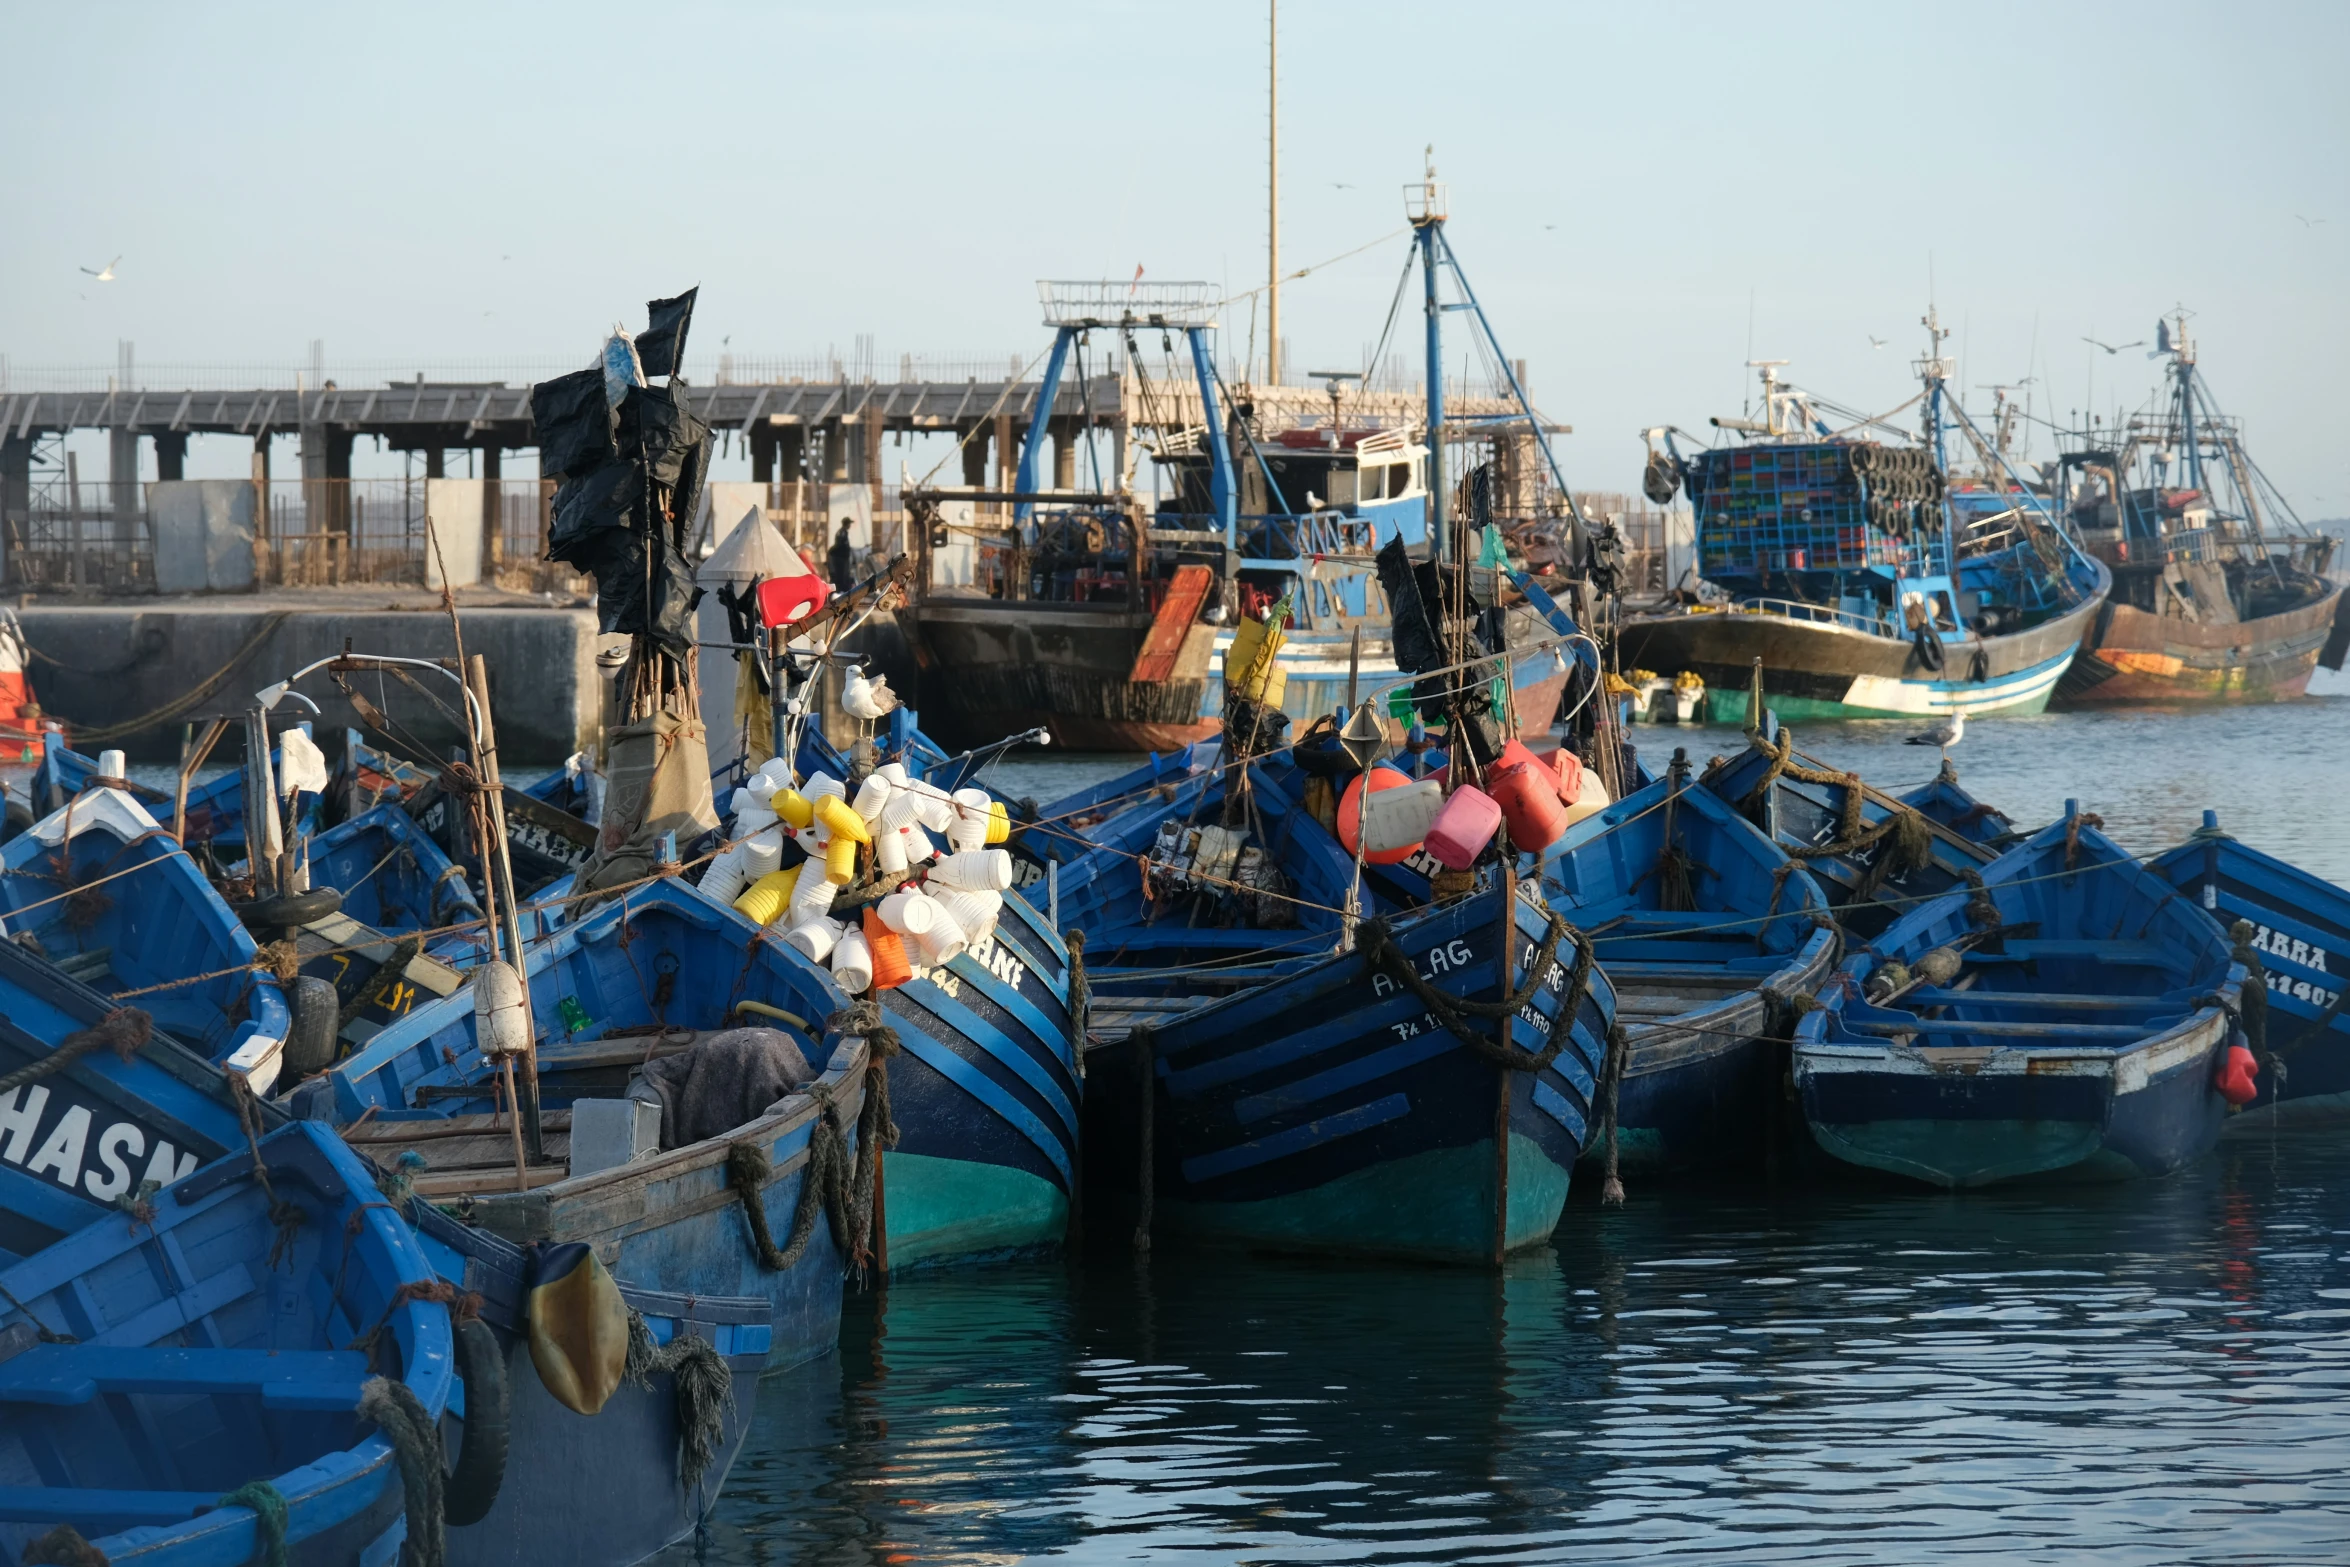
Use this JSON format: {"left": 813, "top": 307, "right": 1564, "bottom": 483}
{"left": 750, "top": 424, "right": 777, "bottom": 485}
{"left": 424, "top": 448, "right": 445, "bottom": 479}
{"left": 2, "top": 435, "right": 29, "bottom": 583}
{"left": 153, "top": 431, "right": 188, "bottom": 482}
{"left": 824, "top": 420, "right": 848, "bottom": 483}
{"left": 109, "top": 426, "right": 140, "bottom": 549}
{"left": 480, "top": 445, "right": 503, "bottom": 581}
{"left": 961, "top": 427, "right": 987, "bottom": 489}
{"left": 1052, "top": 419, "right": 1076, "bottom": 490}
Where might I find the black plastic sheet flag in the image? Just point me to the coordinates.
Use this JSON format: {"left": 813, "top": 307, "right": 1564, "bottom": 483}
{"left": 531, "top": 367, "right": 616, "bottom": 479}
{"left": 638, "top": 287, "right": 698, "bottom": 380}
{"left": 547, "top": 460, "right": 642, "bottom": 569}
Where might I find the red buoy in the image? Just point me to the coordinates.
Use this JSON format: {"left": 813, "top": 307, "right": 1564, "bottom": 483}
{"left": 1338, "top": 766, "right": 1424, "bottom": 865}
{"left": 2214, "top": 1042, "right": 2260, "bottom": 1106}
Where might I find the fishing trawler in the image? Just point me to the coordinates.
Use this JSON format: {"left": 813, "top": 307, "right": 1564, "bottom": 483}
{"left": 1619, "top": 313, "right": 2109, "bottom": 721}
{"left": 2053, "top": 312, "right": 2346, "bottom": 704}
{"left": 902, "top": 192, "right": 1581, "bottom": 754}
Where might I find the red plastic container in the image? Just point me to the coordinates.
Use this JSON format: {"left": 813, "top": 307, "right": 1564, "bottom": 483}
{"left": 2214, "top": 1042, "right": 2259, "bottom": 1106}
{"left": 756, "top": 572, "right": 831, "bottom": 627}
{"left": 1489, "top": 761, "right": 1569, "bottom": 852}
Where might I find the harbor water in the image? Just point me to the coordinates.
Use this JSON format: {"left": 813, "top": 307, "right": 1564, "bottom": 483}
{"left": 690, "top": 686, "right": 2350, "bottom": 1565}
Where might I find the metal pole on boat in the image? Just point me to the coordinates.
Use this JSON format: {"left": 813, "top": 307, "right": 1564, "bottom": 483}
{"left": 1415, "top": 160, "right": 1448, "bottom": 564}
{"left": 466, "top": 654, "right": 543, "bottom": 1160}
{"left": 243, "top": 706, "right": 283, "bottom": 897}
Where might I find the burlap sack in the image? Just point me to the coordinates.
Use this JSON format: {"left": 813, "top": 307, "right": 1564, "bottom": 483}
{"left": 575, "top": 708, "right": 718, "bottom": 899}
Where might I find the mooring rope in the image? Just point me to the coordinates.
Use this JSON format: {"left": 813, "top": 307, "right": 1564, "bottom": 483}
{"left": 358, "top": 1374, "right": 447, "bottom": 1567}
{"left": 625, "top": 1309, "right": 737, "bottom": 1504}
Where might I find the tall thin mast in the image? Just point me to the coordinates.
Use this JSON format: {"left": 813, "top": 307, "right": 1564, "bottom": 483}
{"left": 1413, "top": 151, "right": 1446, "bottom": 561}
{"left": 1266, "top": 0, "right": 1280, "bottom": 387}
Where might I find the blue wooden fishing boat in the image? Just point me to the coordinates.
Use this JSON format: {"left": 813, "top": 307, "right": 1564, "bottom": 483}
{"left": 2150, "top": 810, "right": 2350, "bottom": 1124}
{"left": 0, "top": 785, "right": 290, "bottom": 1090}
{"left": 0, "top": 1119, "right": 457, "bottom": 1567}
{"left": 33, "top": 735, "right": 324, "bottom": 854}
{"left": 0, "top": 870, "right": 778, "bottom": 1567}
{"left": 1702, "top": 719, "right": 1997, "bottom": 940}
{"left": 1795, "top": 803, "right": 2245, "bottom": 1187}
{"left": 326, "top": 877, "right": 875, "bottom": 1362}
{"left": 1534, "top": 756, "right": 1838, "bottom": 1174}
{"left": 1899, "top": 758, "right": 2023, "bottom": 850}
{"left": 1088, "top": 877, "right": 1614, "bottom": 1264}
{"left": 306, "top": 801, "right": 483, "bottom": 936}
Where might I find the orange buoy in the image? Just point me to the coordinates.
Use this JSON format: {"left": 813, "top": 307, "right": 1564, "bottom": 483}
{"left": 2214, "top": 1041, "right": 2260, "bottom": 1106}
{"left": 1338, "top": 766, "right": 1423, "bottom": 865}
{"left": 863, "top": 906, "right": 913, "bottom": 990}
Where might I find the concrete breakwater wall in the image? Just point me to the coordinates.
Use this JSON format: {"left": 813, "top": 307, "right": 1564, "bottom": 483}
{"left": 18, "top": 602, "right": 601, "bottom": 763}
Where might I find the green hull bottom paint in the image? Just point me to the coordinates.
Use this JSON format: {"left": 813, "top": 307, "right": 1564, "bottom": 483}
{"left": 1814, "top": 1119, "right": 2141, "bottom": 1189}
{"left": 1701, "top": 687, "right": 2056, "bottom": 726}
{"left": 1576, "top": 1125, "right": 1667, "bottom": 1172}
{"left": 880, "top": 1151, "right": 1068, "bottom": 1271}
{"left": 1165, "top": 1132, "right": 1573, "bottom": 1265}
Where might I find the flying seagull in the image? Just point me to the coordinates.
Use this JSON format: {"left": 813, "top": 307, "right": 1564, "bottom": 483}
{"left": 2081, "top": 335, "right": 2142, "bottom": 355}
{"left": 2296, "top": 214, "right": 2326, "bottom": 227}
{"left": 1905, "top": 710, "right": 1964, "bottom": 753}
{"left": 79, "top": 256, "right": 119, "bottom": 282}
{"left": 1869, "top": 334, "right": 1887, "bottom": 349}
{"left": 1330, "top": 181, "right": 1355, "bottom": 190}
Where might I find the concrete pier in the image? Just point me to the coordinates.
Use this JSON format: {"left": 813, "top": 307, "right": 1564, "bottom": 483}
{"left": 15, "top": 590, "right": 601, "bottom": 763}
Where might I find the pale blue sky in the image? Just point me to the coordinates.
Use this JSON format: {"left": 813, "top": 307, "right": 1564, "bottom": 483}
{"left": 5, "top": 1, "right": 2345, "bottom": 509}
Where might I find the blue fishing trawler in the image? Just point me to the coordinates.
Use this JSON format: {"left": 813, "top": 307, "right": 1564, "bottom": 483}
{"left": 1621, "top": 318, "right": 2109, "bottom": 723}
{"left": 0, "top": 1119, "right": 457, "bottom": 1567}
{"left": 1796, "top": 803, "right": 2245, "bottom": 1186}
{"left": 2149, "top": 810, "right": 2350, "bottom": 1123}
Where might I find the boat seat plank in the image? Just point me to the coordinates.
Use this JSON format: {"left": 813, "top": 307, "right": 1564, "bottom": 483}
{"left": 1854, "top": 1018, "right": 2169, "bottom": 1039}
{"left": 0, "top": 1485, "right": 222, "bottom": 1527}
{"left": 344, "top": 1109, "right": 573, "bottom": 1145}
{"left": 1972, "top": 940, "right": 2169, "bottom": 966}
{"left": 0, "top": 1346, "right": 372, "bottom": 1412}
{"left": 1910, "top": 988, "right": 2180, "bottom": 1011}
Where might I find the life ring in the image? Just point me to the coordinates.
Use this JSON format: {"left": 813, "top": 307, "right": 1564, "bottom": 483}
{"left": 442, "top": 1316, "right": 511, "bottom": 1527}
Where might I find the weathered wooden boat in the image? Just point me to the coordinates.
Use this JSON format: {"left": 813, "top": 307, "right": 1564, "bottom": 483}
{"left": 325, "top": 877, "right": 874, "bottom": 1364}
{"left": 33, "top": 734, "right": 325, "bottom": 854}
{"left": 1622, "top": 336, "right": 2109, "bottom": 722}
{"left": 0, "top": 913, "right": 767, "bottom": 1567}
{"left": 307, "top": 801, "right": 483, "bottom": 937}
{"left": 1899, "top": 757, "right": 2023, "bottom": 850}
{"left": 1795, "top": 804, "right": 2245, "bottom": 1187}
{"left": 0, "top": 1119, "right": 457, "bottom": 1567}
{"left": 1701, "top": 721, "right": 1997, "bottom": 941}
{"left": 0, "top": 784, "right": 289, "bottom": 1086}
{"left": 2053, "top": 313, "right": 2347, "bottom": 706}
{"left": 1086, "top": 877, "right": 1614, "bottom": 1264}
{"left": 1533, "top": 756, "right": 1838, "bottom": 1174}
{"left": 2149, "top": 810, "right": 2350, "bottom": 1124}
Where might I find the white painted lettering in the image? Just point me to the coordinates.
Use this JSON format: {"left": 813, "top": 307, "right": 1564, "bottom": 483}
{"left": 85, "top": 1122, "right": 144, "bottom": 1201}
{"left": 1371, "top": 971, "right": 1394, "bottom": 999}
{"left": 1447, "top": 940, "right": 1474, "bottom": 971}
{"left": 26, "top": 1106, "right": 91, "bottom": 1188}
{"left": 0, "top": 1086, "right": 51, "bottom": 1164}
{"left": 1428, "top": 945, "right": 1451, "bottom": 976}
{"left": 143, "top": 1142, "right": 198, "bottom": 1190}
{"left": 2292, "top": 939, "right": 2312, "bottom": 968}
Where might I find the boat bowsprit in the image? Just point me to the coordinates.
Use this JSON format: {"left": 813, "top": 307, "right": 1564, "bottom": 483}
{"left": 1796, "top": 802, "right": 2245, "bottom": 1187}
{"left": 0, "top": 1120, "right": 457, "bottom": 1567}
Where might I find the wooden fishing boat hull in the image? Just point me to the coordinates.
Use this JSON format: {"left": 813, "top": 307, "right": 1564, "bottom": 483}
{"left": 2054, "top": 586, "right": 2343, "bottom": 705}
{"left": 308, "top": 801, "right": 481, "bottom": 935}
{"left": 868, "top": 894, "right": 1080, "bottom": 1271}
{"left": 2149, "top": 814, "right": 2350, "bottom": 1124}
{"left": 1616, "top": 589, "right": 2102, "bottom": 721}
{"left": 1794, "top": 813, "right": 2243, "bottom": 1187}
{"left": 1797, "top": 1003, "right": 2232, "bottom": 1186}
{"left": 1089, "top": 889, "right": 1615, "bottom": 1265}
{"left": 407, "top": 1207, "right": 771, "bottom": 1567}
{"left": 0, "top": 1121, "right": 455, "bottom": 1567}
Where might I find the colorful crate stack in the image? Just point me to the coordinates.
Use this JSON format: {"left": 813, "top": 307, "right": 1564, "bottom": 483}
{"left": 1690, "top": 444, "right": 1913, "bottom": 579}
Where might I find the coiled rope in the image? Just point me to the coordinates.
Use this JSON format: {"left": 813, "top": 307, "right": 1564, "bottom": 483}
{"left": 0, "top": 1007, "right": 150, "bottom": 1100}
{"left": 725, "top": 1003, "right": 899, "bottom": 1277}
{"left": 211, "top": 1480, "right": 291, "bottom": 1567}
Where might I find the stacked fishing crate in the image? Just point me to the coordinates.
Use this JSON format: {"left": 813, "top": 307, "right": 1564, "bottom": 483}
{"left": 1689, "top": 444, "right": 1907, "bottom": 581}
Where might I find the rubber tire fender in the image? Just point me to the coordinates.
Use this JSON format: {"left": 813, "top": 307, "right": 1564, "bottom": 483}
{"left": 281, "top": 976, "right": 341, "bottom": 1081}
{"left": 237, "top": 887, "right": 343, "bottom": 931}
{"left": 441, "top": 1316, "right": 511, "bottom": 1527}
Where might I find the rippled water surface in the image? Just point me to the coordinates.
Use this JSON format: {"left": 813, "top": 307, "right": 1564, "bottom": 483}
{"left": 692, "top": 692, "right": 2350, "bottom": 1566}
{"left": 694, "top": 1128, "right": 2350, "bottom": 1565}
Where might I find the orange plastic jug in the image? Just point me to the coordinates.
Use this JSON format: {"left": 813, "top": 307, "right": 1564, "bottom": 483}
{"left": 1490, "top": 761, "right": 1569, "bottom": 851}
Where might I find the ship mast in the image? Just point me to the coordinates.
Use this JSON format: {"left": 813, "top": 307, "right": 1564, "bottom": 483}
{"left": 1266, "top": 0, "right": 1280, "bottom": 388}
{"left": 1412, "top": 149, "right": 1448, "bottom": 562}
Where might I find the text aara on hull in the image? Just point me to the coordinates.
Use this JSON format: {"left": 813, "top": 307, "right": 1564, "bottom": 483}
{"left": 1617, "top": 310, "right": 2109, "bottom": 722}
{"left": 898, "top": 173, "right": 1585, "bottom": 754}
{"left": 2051, "top": 311, "right": 2347, "bottom": 705}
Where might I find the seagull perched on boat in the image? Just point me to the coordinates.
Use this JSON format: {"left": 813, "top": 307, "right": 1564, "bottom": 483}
{"left": 1905, "top": 710, "right": 1964, "bottom": 753}
{"left": 79, "top": 256, "right": 119, "bottom": 282}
